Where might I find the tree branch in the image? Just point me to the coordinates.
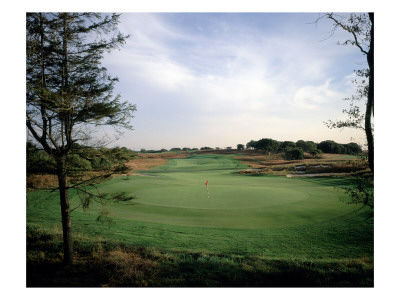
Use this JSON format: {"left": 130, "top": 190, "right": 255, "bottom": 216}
{"left": 326, "top": 13, "right": 368, "bottom": 55}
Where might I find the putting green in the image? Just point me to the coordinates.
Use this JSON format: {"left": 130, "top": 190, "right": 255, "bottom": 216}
{"left": 72, "top": 155, "right": 358, "bottom": 230}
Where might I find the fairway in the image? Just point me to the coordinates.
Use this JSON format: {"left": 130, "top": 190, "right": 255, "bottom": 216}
{"left": 27, "top": 154, "right": 373, "bottom": 259}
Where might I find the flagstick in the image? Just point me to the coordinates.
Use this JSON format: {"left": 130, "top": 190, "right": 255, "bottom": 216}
{"left": 205, "top": 179, "right": 210, "bottom": 202}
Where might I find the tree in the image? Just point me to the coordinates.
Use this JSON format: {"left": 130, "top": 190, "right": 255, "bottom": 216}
{"left": 237, "top": 144, "right": 245, "bottom": 150}
{"left": 343, "top": 142, "right": 362, "bottom": 155}
{"left": 295, "top": 140, "right": 317, "bottom": 153}
{"left": 26, "top": 13, "right": 136, "bottom": 265}
{"left": 254, "top": 138, "right": 281, "bottom": 154}
{"left": 317, "top": 140, "right": 338, "bottom": 153}
{"left": 246, "top": 140, "right": 257, "bottom": 150}
{"left": 320, "top": 13, "right": 374, "bottom": 173}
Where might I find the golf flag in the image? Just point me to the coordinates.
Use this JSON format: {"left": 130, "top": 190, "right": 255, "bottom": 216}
{"left": 205, "top": 180, "right": 208, "bottom": 186}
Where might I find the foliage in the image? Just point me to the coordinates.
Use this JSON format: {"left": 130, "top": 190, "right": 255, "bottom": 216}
{"left": 246, "top": 140, "right": 257, "bottom": 149}
{"left": 254, "top": 138, "right": 281, "bottom": 153}
{"left": 296, "top": 140, "right": 317, "bottom": 153}
{"left": 27, "top": 141, "right": 136, "bottom": 174}
{"left": 285, "top": 147, "right": 304, "bottom": 160}
{"left": 26, "top": 12, "right": 136, "bottom": 264}
{"left": 317, "top": 140, "right": 362, "bottom": 155}
{"left": 237, "top": 144, "right": 245, "bottom": 150}
{"left": 339, "top": 175, "right": 374, "bottom": 208}
{"left": 279, "top": 141, "right": 296, "bottom": 151}
{"left": 319, "top": 13, "right": 374, "bottom": 173}
{"left": 26, "top": 141, "right": 57, "bottom": 174}
{"left": 245, "top": 138, "right": 360, "bottom": 156}
{"left": 26, "top": 13, "right": 136, "bottom": 149}
{"left": 309, "top": 149, "right": 323, "bottom": 157}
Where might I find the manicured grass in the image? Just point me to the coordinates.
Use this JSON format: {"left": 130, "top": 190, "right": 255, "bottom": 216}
{"left": 27, "top": 154, "right": 373, "bottom": 261}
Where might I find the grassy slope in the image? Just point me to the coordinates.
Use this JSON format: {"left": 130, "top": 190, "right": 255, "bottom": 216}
{"left": 26, "top": 154, "right": 373, "bottom": 286}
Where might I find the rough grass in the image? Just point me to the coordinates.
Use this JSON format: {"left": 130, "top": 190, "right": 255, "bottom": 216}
{"left": 26, "top": 226, "right": 373, "bottom": 287}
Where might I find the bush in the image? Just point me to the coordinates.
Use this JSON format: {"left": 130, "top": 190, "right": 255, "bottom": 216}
{"left": 317, "top": 140, "right": 362, "bottom": 155}
{"left": 310, "top": 149, "right": 323, "bottom": 157}
{"left": 285, "top": 147, "right": 304, "bottom": 160}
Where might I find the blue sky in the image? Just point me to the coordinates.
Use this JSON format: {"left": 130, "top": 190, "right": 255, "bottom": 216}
{"left": 102, "top": 12, "right": 368, "bottom": 150}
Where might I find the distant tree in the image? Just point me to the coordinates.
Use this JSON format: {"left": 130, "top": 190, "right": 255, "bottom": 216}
{"left": 170, "top": 148, "right": 181, "bottom": 152}
{"left": 254, "top": 138, "right": 281, "bottom": 154}
{"left": 343, "top": 142, "right": 362, "bottom": 155}
{"left": 295, "top": 140, "right": 307, "bottom": 151}
{"left": 237, "top": 144, "right": 245, "bottom": 150}
{"left": 26, "top": 13, "right": 135, "bottom": 265}
{"left": 295, "top": 140, "right": 317, "bottom": 153}
{"left": 246, "top": 140, "right": 257, "bottom": 150}
{"left": 317, "top": 140, "right": 361, "bottom": 155}
{"left": 317, "top": 140, "right": 338, "bottom": 153}
{"left": 304, "top": 141, "right": 318, "bottom": 153}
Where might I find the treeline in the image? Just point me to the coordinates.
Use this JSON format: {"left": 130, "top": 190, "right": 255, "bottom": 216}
{"left": 27, "top": 141, "right": 137, "bottom": 174}
{"left": 244, "top": 138, "right": 362, "bottom": 160}
{"left": 140, "top": 147, "right": 199, "bottom": 153}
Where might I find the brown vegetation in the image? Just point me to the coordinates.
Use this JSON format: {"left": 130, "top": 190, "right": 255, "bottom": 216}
{"left": 125, "top": 152, "right": 188, "bottom": 173}
{"left": 231, "top": 151, "right": 368, "bottom": 177}
{"left": 27, "top": 174, "right": 59, "bottom": 190}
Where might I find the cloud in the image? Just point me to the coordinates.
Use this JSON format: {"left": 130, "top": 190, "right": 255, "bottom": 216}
{"left": 292, "top": 79, "right": 344, "bottom": 110}
{"left": 103, "top": 13, "right": 366, "bottom": 149}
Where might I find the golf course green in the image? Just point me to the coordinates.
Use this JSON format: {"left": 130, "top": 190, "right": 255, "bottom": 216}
{"left": 27, "top": 154, "right": 373, "bottom": 260}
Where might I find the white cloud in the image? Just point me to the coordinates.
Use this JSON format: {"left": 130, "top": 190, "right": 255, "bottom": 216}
{"left": 103, "top": 13, "right": 367, "bottom": 149}
{"left": 292, "top": 80, "right": 343, "bottom": 110}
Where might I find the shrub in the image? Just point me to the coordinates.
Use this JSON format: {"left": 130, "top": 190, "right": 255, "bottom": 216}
{"left": 285, "top": 147, "right": 304, "bottom": 160}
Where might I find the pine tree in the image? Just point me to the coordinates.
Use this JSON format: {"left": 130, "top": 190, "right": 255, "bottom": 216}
{"left": 26, "top": 13, "right": 136, "bottom": 265}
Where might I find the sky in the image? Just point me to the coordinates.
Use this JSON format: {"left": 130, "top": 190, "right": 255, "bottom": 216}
{"left": 100, "top": 12, "right": 369, "bottom": 151}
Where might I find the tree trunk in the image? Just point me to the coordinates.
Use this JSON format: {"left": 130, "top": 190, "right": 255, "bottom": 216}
{"left": 366, "top": 13, "right": 374, "bottom": 174}
{"left": 56, "top": 155, "right": 74, "bottom": 265}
